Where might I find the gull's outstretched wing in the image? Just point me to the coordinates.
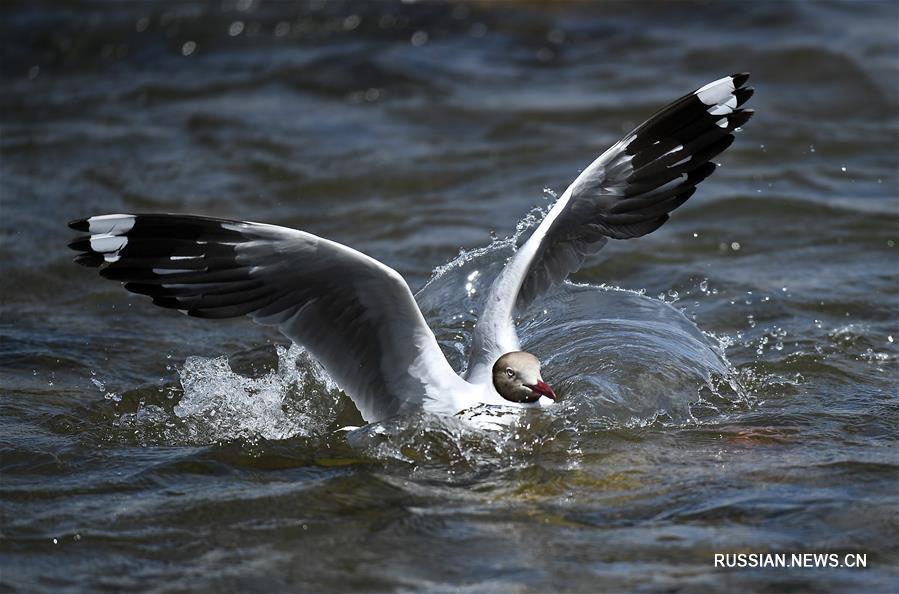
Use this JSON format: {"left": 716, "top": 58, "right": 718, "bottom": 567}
{"left": 68, "top": 214, "right": 463, "bottom": 422}
{"left": 467, "top": 73, "right": 754, "bottom": 380}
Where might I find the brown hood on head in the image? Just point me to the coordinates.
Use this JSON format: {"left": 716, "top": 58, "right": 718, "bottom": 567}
{"left": 492, "top": 351, "right": 555, "bottom": 403}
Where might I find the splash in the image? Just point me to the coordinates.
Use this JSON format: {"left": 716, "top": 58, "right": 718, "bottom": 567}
{"left": 173, "top": 343, "right": 339, "bottom": 441}
{"left": 346, "top": 232, "right": 756, "bottom": 466}
{"left": 417, "top": 233, "right": 750, "bottom": 424}
{"left": 346, "top": 407, "right": 567, "bottom": 471}
{"left": 111, "top": 204, "right": 752, "bottom": 456}
{"left": 115, "top": 344, "right": 341, "bottom": 445}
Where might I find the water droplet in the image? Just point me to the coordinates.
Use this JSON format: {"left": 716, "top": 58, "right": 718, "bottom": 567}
{"left": 699, "top": 279, "right": 708, "bottom": 293}
{"left": 274, "top": 21, "right": 290, "bottom": 37}
{"left": 343, "top": 15, "right": 361, "bottom": 31}
{"left": 730, "top": 241, "right": 740, "bottom": 251}
{"left": 547, "top": 28, "right": 566, "bottom": 44}
{"left": 181, "top": 41, "right": 196, "bottom": 56}
{"left": 52, "top": 538, "right": 58, "bottom": 545}
{"left": 410, "top": 30, "right": 428, "bottom": 46}
{"left": 692, "top": 231, "right": 699, "bottom": 238}
{"left": 809, "top": 144, "right": 815, "bottom": 153}
{"left": 889, "top": 335, "right": 894, "bottom": 343}
{"left": 229, "top": 21, "right": 244, "bottom": 36}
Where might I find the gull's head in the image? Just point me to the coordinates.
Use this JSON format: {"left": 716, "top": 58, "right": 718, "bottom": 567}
{"left": 492, "top": 351, "right": 557, "bottom": 404}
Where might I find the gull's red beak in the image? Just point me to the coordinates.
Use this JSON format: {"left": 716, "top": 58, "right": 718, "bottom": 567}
{"left": 527, "top": 380, "right": 557, "bottom": 401}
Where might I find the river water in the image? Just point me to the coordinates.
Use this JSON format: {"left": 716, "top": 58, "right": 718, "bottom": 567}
{"left": 2, "top": 1, "right": 897, "bottom": 592}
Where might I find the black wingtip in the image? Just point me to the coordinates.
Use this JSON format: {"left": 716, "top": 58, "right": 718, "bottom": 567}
{"left": 724, "top": 109, "right": 754, "bottom": 132}
{"left": 68, "top": 236, "right": 92, "bottom": 252}
{"left": 68, "top": 218, "right": 90, "bottom": 232}
{"left": 734, "top": 86, "right": 754, "bottom": 107}
{"left": 731, "top": 72, "right": 751, "bottom": 88}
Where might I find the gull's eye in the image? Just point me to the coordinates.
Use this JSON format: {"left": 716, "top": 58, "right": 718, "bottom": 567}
{"left": 505, "top": 368, "right": 514, "bottom": 378}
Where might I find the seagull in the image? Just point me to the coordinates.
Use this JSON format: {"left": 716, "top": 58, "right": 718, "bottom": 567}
{"left": 69, "top": 73, "right": 754, "bottom": 425}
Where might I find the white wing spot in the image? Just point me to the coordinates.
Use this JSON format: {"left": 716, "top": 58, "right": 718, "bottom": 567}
{"left": 88, "top": 214, "right": 135, "bottom": 235}
{"left": 695, "top": 76, "right": 736, "bottom": 106}
{"left": 90, "top": 233, "right": 128, "bottom": 254}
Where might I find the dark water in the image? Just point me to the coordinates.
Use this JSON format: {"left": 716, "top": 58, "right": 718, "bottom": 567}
{"left": 2, "top": 1, "right": 898, "bottom": 592}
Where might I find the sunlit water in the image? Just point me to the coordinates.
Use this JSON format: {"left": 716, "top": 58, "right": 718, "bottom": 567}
{"left": 2, "top": 2, "right": 897, "bottom": 593}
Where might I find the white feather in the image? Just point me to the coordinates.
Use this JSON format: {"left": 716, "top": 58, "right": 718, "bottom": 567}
{"left": 695, "top": 76, "right": 736, "bottom": 106}
{"left": 89, "top": 234, "right": 127, "bottom": 254}
{"left": 87, "top": 214, "right": 135, "bottom": 235}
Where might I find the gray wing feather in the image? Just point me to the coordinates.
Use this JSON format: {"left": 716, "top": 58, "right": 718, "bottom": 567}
{"left": 467, "top": 73, "right": 754, "bottom": 379}
{"left": 68, "top": 214, "right": 459, "bottom": 422}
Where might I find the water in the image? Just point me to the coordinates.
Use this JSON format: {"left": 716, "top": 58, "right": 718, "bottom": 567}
{"left": 2, "top": 1, "right": 897, "bottom": 592}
